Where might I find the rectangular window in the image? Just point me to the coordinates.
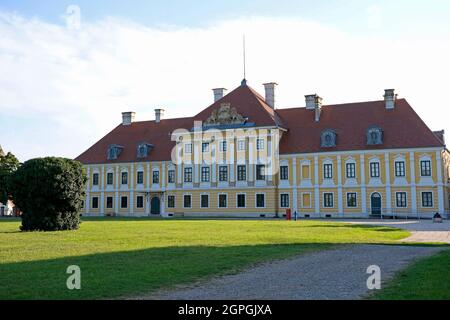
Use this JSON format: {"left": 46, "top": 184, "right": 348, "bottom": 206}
{"left": 201, "top": 167, "right": 210, "bottom": 182}
{"left": 237, "top": 165, "right": 247, "bottom": 181}
{"left": 121, "top": 196, "right": 128, "bottom": 209}
{"left": 420, "top": 160, "right": 432, "bottom": 177}
{"left": 323, "top": 164, "right": 333, "bottom": 179}
{"left": 395, "top": 161, "right": 406, "bottom": 177}
{"left": 422, "top": 192, "right": 433, "bottom": 207}
{"left": 184, "top": 143, "right": 192, "bottom": 154}
{"left": 92, "top": 197, "right": 99, "bottom": 209}
{"left": 136, "top": 196, "right": 144, "bottom": 209}
{"left": 107, "top": 172, "right": 114, "bottom": 185}
{"left": 137, "top": 171, "right": 144, "bottom": 184}
{"left": 152, "top": 171, "right": 160, "bottom": 184}
{"left": 237, "top": 194, "right": 246, "bottom": 208}
{"left": 323, "top": 193, "right": 334, "bottom": 208}
{"left": 280, "top": 194, "right": 290, "bottom": 208}
{"left": 201, "top": 194, "right": 209, "bottom": 208}
{"left": 256, "top": 139, "right": 265, "bottom": 150}
{"left": 256, "top": 165, "right": 266, "bottom": 181}
{"left": 220, "top": 141, "right": 227, "bottom": 152}
{"left": 346, "top": 163, "right": 356, "bottom": 179}
{"left": 81, "top": 200, "right": 84, "bottom": 209}
{"left": 238, "top": 140, "right": 246, "bottom": 151}
{"left": 347, "top": 193, "right": 357, "bottom": 207}
{"left": 184, "top": 167, "right": 193, "bottom": 183}
{"left": 280, "top": 166, "right": 289, "bottom": 180}
{"left": 106, "top": 197, "right": 113, "bottom": 209}
{"left": 396, "top": 192, "right": 407, "bottom": 208}
{"left": 183, "top": 195, "right": 192, "bottom": 208}
{"left": 219, "top": 166, "right": 228, "bottom": 182}
{"left": 92, "top": 173, "right": 99, "bottom": 186}
{"left": 167, "top": 195, "right": 175, "bottom": 208}
{"left": 121, "top": 172, "right": 128, "bottom": 185}
{"left": 219, "top": 194, "right": 227, "bottom": 208}
{"left": 370, "top": 162, "right": 380, "bottom": 178}
{"left": 256, "top": 194, "right": 265, "bottom": 208}
{"left": 202, "top": 142, "right": 210, "bottom": 153}
{"left": 168, "top": 170, "right": 175, "bottom": 184}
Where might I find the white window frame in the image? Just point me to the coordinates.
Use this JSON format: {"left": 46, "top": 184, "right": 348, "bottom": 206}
{"left": 183, "top": 194, "right": 192, "bottom": 209}
{"left": 236, "top": 193, "right": 247, "bottom": 209}
{"left": 255, "top": 193, "right": 266, "bottom": 209}
{"left": 238, "top": 139, "right": 246, "bottom": 151}
{"left": 200, "top": 193, "right": 210, "bottom": 208}
{"left": 395, "top": 192, "right": 407, "bottom": 208}
{"left": 184, "top": 143, "right": 193, "bottom": 154}
{"left": 218, "top": 193, "right": 228, "bottom": 209}
{"left": 256, "top": 138, "right": 265, "bottom": 151}
{"left": 346, "top": 192, "right": 358, "bottom": 208}
{"left": 280, "top": 193, "right": 290, "bottom": 208}
{"left": 301, "top": 192, "right": 312, "bottom": 209}
{"left": 323, "top": 192, "right": 334, "bottom": 208}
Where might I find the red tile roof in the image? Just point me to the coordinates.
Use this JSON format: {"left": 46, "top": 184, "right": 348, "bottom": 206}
{"left": 277, "top": 99, "right": 443, "bottom": 154}
{"left": 76, "top": 84, "right": 444, "bottom": 165}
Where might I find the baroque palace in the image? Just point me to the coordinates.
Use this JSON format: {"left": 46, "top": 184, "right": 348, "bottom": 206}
{"left": 76, "top": 79, "right": 450, "bottom": 218}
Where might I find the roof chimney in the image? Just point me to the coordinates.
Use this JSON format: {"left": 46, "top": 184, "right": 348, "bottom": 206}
{"left": 155, "top": 109, "right": 165, "bottom": 123}
{"left": 263, "top": 82, "right": 278, "bottom": 109}
{"left": 122, "top": 112, "right": 136, "bottom": 126}
{"left": 384, "top": 89, "right": 397, "bottom": 109}
{"left": 305, "top": 94, "right": 323, "bottom": 122}
{"left": 212, "top": 88, "right": 227, "bottom": 102}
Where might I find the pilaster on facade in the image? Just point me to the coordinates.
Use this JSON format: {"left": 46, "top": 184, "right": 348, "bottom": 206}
{"left": 384, "top": 152, "right": 392, "bottom": 214}
{"left": 360, "top": 154, "right": 367, "bottom": 215}
{"left": 85, "top": 166, "right": 91, "bottom": 215}
{"left": 410, "top": 152, "right": 417, "bottom": 214}
{"left": 314, "top": 155, "right": 320, "bottom": 215}
{"left": 292, "top": 157, "right": 298, "bottom": 212}
{"left": 337, "top": 155, "right": 344, "bottom": 217}
{"left": 436, "top": 150, "right": 445, "bottom": 214}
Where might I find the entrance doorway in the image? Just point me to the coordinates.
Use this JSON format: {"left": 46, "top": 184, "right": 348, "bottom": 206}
{"left": 151, "top": 197, "right": 161, "bottom": 215}
{"left": 371, "top": 193, "right": 382, "bottom": 216}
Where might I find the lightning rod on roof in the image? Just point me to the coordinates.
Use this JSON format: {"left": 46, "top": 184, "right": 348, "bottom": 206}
{"left": 241, "top": 35, "right": 247, "bottom": 86}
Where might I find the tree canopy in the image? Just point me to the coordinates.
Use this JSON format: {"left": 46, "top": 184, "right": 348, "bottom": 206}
{"left": 9, "top": 157, "right": 87, "bottom": 231}
{"left": 0, "top": 152, "right": 21, "bottom": 204}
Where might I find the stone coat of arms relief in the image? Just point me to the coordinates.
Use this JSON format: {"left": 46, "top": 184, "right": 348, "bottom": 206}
{"left": 204, "top": 103, "right": 246, "bottom": 126}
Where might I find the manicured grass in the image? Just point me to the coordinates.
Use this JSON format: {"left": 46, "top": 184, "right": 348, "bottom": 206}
{"left": 0, "top": 218, "right": 409, "bottom": 300}
{"left": 372, "top": 248, "right": 450, "bottom": 300}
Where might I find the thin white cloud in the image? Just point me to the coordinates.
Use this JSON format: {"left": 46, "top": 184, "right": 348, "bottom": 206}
{"left": 0, "top": 12, "right": 449, "bottom": 161}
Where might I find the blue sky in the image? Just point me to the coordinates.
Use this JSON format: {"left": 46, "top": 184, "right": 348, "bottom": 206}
{"left": 1, "top": 1, "right": 450, "bottom": 161}
{"left": 1, "top": 0, "right": 450, "bottom": 36}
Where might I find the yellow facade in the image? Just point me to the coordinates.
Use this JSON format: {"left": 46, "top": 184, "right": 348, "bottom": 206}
{"left": 83, "top": 146, "right": 449, "bottom": 219}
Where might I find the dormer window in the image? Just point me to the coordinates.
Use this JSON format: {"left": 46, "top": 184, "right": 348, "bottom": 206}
{"left": 367, "top": 126, "right": 383, "bottom": 145}
{"left": 321, "top": 130, "right": 337, "bottom": 148}
{"left": 107, "top": 145, "right": 123, "bottom": 160}
{"left": 137, "top": 143, "right": 154, "bottom": 158}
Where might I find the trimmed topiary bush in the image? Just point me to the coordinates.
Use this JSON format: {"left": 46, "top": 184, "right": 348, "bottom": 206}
{"left": 9, "top": 157, "right": 87, "bottom": 232}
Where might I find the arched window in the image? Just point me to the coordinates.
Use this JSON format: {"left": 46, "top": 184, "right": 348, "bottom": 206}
{"left": 367, "top": 126, "right": 383, "bottom": 145}
{"left": 321, "top": 130, "right": 337, "bottom": 148}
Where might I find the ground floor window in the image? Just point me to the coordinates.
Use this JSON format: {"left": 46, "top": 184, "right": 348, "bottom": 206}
{"left": 396, "top": 192, "right": 407, "bottom": 208}
{"left": 256, "top": 194, "right": 265, "bottom": 208}
{"left": 106, "top": 197, "right": 113, "bottom": 209}
{"left": 92, "top": 197, "right": 99, "bottom": 209}
{"left": 167, "top": 195, "right": 175, "bottom": 208}
{"left": 121, "top": 196, "right": 128, "bottom": 209}
{"left": 323, "top": 193, "right": 334, "bottom": 208}
{"left": 237, "top": 194, "right": 246, "bottom": 208}
{"left": 184, "top": 195, "right": 192, "bottom": 208}
{"left": 136, "top": 196, "right": 144, "bottom": 208}
{"left": 219, "top": 194, "right": 227, "bottom": 208}
{"left": 280, "top": 194, "right": 290, "bottom": 208}
{"left": 201, "top": 194, "right": 209, "bottom": 208}
{"left": 422, "top": 192, "right": 433, "bottom": 207}
{"left": 347, "top": 193, "right": 357, "bottom": 207}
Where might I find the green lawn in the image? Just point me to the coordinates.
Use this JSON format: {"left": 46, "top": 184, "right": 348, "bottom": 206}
{"left": 0, "top": 218, "right": 409, "bottom": 300}
{"left": 372, "top": 249, "right": 450, "bottom": 300}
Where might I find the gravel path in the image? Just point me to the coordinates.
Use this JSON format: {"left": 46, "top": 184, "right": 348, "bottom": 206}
{"left": 139, "top": 245, "right": 442, "bottom": 300}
